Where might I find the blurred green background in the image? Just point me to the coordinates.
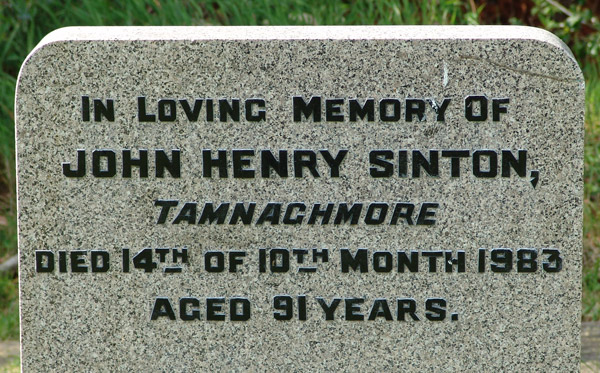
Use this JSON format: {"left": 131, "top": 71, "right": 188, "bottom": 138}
{"left": 1, "top": 0, "right": 599, "bottom": 345}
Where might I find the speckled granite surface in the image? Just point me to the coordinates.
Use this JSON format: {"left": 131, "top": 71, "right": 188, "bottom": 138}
{"left": 16, "top": 26, "right": 584, "bottom": 372}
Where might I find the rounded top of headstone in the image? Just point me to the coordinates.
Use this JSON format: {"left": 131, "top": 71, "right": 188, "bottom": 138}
{"left": 18, "top": 26, "right": 584, "bottom": 91}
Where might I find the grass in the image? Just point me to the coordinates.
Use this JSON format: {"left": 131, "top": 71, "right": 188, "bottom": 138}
{"left": 583, "top": 59, "right": 600, "bottom": 320}
{"left": 0, "top": 358, "right": 20, "bottom": 373}
{"left": 583, "top": 258, "right": 600, "bottom": 320}
{"left": 0, "top": 275, "right": 18, "bottom": 340}
{"left": 0, "top": 0, "right": 599, "bottom": 340}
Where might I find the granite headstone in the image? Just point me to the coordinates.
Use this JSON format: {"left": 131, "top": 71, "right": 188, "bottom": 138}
{"left": 16, "top": 26, "right": 584, "bottom": 371}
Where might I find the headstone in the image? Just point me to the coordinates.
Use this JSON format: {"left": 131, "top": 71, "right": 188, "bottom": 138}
{"left": 16, "top": 26, "right": 584, "bottom": 371}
